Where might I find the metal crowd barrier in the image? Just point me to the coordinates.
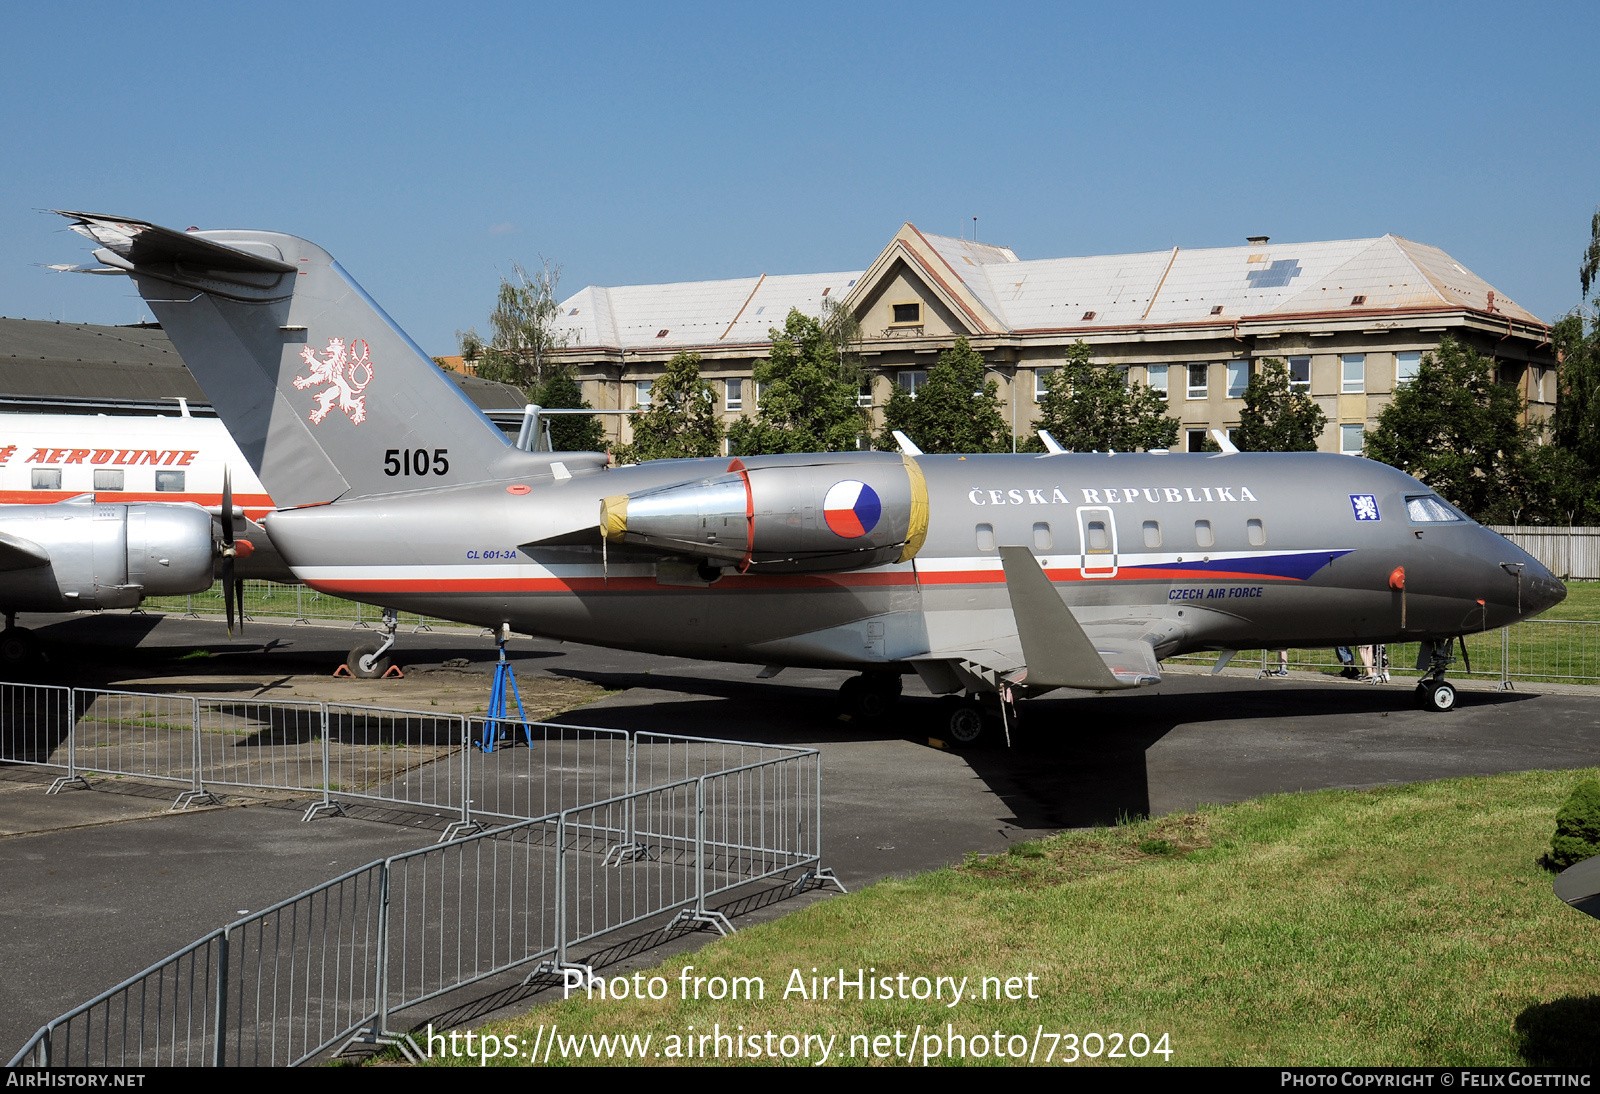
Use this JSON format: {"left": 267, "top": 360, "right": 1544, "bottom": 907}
{"left": 3, "top": 683, "right": 832, "bottom": 1067}
{"left": 0, "top": 683, "right": 814, "bottom": 833}
{"left": 1172, "top": 619, "right": 1600, "bottom": 688}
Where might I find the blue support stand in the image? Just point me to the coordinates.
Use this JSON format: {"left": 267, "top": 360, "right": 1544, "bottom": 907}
{"left": 480, "top": 637, "right": 530, "bottom": 752}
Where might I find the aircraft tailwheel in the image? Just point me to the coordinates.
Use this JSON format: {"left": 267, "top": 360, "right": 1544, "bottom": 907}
{"left": 347, "top": 643, "right": 392, "bottom": 680}
{"left": 0, "top": 627, "right": 38, "bottom": 674}
{"left": 1416, "top": 680, "right": 1456, "bottom": 712}
{"left": 945, "top": 698, "right": 987, "bottom": 747}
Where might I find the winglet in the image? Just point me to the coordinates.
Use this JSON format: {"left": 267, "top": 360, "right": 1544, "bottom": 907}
{"left": 892, "top": 430, "right": 922, "bottom": 457}
{"left": 998, "top": 546, "right": 1139, "bottom": 690}
{"left": 1038, "top": 430, "right": 1068, "bottom": 455}
{"left": 1210, "top": 429, "right": 1239, "bottom": 455}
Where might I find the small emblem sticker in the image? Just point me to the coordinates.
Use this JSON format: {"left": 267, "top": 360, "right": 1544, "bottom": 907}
{"left": 1350, "top": 494, "right": 1380, "bottom": 521}
{"left": 294, "top": 337, "right": 373, "bottom": 425}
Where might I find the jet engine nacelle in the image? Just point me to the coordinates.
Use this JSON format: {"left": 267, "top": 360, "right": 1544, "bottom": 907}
{"left": 0, "top": 499, "right": 215, "bottom": 612}
{"left": 600, "top": 453, "right": 929, "bottom": 573}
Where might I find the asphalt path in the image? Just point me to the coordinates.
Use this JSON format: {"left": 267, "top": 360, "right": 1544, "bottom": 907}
{"left": 1, "top": 610, "right": 1597, "bottom": 1056}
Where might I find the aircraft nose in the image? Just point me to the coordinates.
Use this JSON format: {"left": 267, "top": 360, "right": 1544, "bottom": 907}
{"left": 1519, "top": 557, "right": 1566, "bottom": 617}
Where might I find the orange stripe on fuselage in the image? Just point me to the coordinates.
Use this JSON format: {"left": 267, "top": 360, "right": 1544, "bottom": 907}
{"left": 0, "top": 490, "right": 273, "bottom": 518}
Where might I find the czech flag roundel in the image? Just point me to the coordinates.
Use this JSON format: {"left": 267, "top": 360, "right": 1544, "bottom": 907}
{"left": 823, "top": 479, "right": 882, "bottom": 539}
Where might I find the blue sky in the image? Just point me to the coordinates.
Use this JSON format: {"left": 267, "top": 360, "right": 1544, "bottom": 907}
{"left": 4, "top": 1, "right": 1597, "bottom": 354}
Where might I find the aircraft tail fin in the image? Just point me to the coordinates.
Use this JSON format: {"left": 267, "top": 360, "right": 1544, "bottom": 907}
{"left": 55, "top": 211, "right": 518, "bottom": 508}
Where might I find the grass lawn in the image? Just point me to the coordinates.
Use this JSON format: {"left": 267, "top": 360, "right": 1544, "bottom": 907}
{"left": 1551, "top": 580, "right": 1600, "bottom": 621}
{"left": 424, "top": 769, "right": 1600, "bottom": 1067}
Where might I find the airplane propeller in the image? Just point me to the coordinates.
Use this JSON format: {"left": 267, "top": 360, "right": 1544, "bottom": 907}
{"left": 218, "top": 467, "right": 249, "bottom": 635}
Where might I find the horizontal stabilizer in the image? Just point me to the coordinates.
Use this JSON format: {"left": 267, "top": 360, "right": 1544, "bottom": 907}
{"left": 0, "top": 532, "right": 51, "bottom": 573}
{"left": 56, "top": 211, "right": 297, "bottom": 274}
{"left": 998, "top": 545, "right": 1157, "bottom": 690}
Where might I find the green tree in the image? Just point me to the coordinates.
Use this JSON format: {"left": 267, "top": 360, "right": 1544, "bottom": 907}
{"left": 530, "top": 367, "right": 606, "bottom": 452}
{"left": 875, "top": 337, "right": 1010, "bottom": 453}
{"left": 1364, "top": 337, "right": 1534, "bottom": 519}
{"left": 1029, "top": 340, "right": 1177, "bottom": 453}
{"left": 611, "top": 351, "right": 723, "bottom": 463}
{"left": 728, "top": 309, "right": 867, "bottom": 455}
{"left": 1234, "top": 358, "right": 1328, "bottom": 451}
{"left": 456, "top": 259, "right": 567, "bottom": 389}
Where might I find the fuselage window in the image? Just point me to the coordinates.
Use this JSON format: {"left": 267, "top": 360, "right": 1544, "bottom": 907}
{"left": 975, "top": 523, "right": 996, "bottom": 551}
{"left": 1086, "top": 521, "right": 1109, "bottom": 551}
{"left": 94, "top": 469, "right": 125, "bottom": 492}
{"left": 1143, "top": 520, "right": 1161, "bottom": 548}
{"left": 1406, "top": 495, "right": 1463, "bottom": 522}
{"left": 1247, "top": 517, "right": 1265, "bottom": 546}
{"left": 30, "top": 469, "right": 61, "bottom": 490}
{"left": 1032, "top": 522, "right": 1053, "bottom": 550}
{"left": 1195, "top": 519, "right": 1215, "bottom": 548}
{"left": 155, "top": 470, "right": 186, "bottom": 493}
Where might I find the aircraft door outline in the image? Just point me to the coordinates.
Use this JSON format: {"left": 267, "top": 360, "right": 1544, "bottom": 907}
{"left": 1076, "top": 505, "right": 1118, "bottom": 578}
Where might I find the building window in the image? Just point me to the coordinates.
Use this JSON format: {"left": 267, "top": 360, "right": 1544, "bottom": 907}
{"left": 1146, "top": 364, "right": 1169, "bottom": 396}
{"left": 155, "top": 470, "right": 186, "bottom": 492}
{"left": 1187, "top": 363, "right": 1209, "bottom": 400}
{"left": 725, "top": 378, "right": 742, "bottom": 410}
{"left": 635, "top": 380, "right": 652, "bottom": 408}
{"left": 31, "top": 469, "right": 61, "bottom": 490}
{"left": 93, "top": 470, "right": 124, "bottom": 491}
{"left": 891, "top": 302, "right": 921, "bottom": 325}
{"left": 1034, "top": 367, "right": 1057, "bottom": 401}
{"left": 1340, "top": 424, "right": 1364, "bottom": 455}
{"left": 1186, "top": 429, "right": 1209, "bottom": 452}
{"left": 1288, "top": 356, "right": 1310, "bottom": 390}
{"left": 1341, "top": 354, "right": 1366, "bottom": 394}
{"left": 897, "top": 370, "right": 927, "bottom": 398}
{"left": 856, "top": 379, "right": 874, "bottom": 408}
{"left": 1396, "top": 351, "right": 1420, "bottom": 386}
{"left": 1226, "top": 361, "right": 1249, "bottom": 399}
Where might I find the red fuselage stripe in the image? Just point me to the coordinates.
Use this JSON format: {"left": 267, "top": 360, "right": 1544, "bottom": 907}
{"left": 308, "top": 565, "right": 1304, "bottom": 596}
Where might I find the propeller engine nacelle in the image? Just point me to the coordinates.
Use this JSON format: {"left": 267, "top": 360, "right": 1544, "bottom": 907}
{"left": 600, "top": 453, "right": 929, "bottom": 574}
{"left": 0, "top": 500, "right": 215, "bottom": 612}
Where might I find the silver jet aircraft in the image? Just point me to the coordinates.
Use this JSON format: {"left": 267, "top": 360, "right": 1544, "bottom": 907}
{"left": 55, "top": 212, "right": 1566, "bottom": 741}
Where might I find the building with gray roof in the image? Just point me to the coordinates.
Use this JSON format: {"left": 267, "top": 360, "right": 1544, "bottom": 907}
{"left": 0, "top": 317, "right": 529, "bottom": 418}
{"left": 550, "top": 225, "right": 1554, "bottom": 455}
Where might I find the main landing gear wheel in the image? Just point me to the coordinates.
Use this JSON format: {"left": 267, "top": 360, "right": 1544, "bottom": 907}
{"left": 347, "top": 643, "right": 391, "bottom": 680}
{"left": 839, "top": 674, "right": 903, "bottom": 720}
{"left": 945, "top": 699, "right": 987, "bottom": 746}
{"left": 0, "top": 627, "right": 38, "bottom": 674}
{"left": 1416, "top": 680, "right": 1457, "bottom": 712}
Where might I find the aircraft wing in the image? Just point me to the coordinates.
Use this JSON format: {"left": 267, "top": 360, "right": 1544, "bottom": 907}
{"left": 908, "top": 548, "right": 1164, "bottom": 694}
{"left": 992, "top": 545, "right": 1162, "bottom": 690}
{"left": 912, "top": 632, "right": 1161, "bottom": 694}
{"left": 0, "top": 532, "right": 50, "bottom": 573}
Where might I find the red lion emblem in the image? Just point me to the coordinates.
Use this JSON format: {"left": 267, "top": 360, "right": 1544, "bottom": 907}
{"left": 293, "top": 337, "right": 373, "bottom": 425}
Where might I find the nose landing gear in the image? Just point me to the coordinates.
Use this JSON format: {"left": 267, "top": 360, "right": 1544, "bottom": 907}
{"left": 345, "top": 607, "right": 400, "bottom": 679}
{"left": 1415, "top": 639, "right": 1458, "bottom": 712}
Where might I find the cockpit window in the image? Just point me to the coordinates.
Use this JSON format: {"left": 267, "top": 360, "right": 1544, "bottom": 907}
{"left": 1406, "top": 495, "right": 1463, "bottom": 522}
